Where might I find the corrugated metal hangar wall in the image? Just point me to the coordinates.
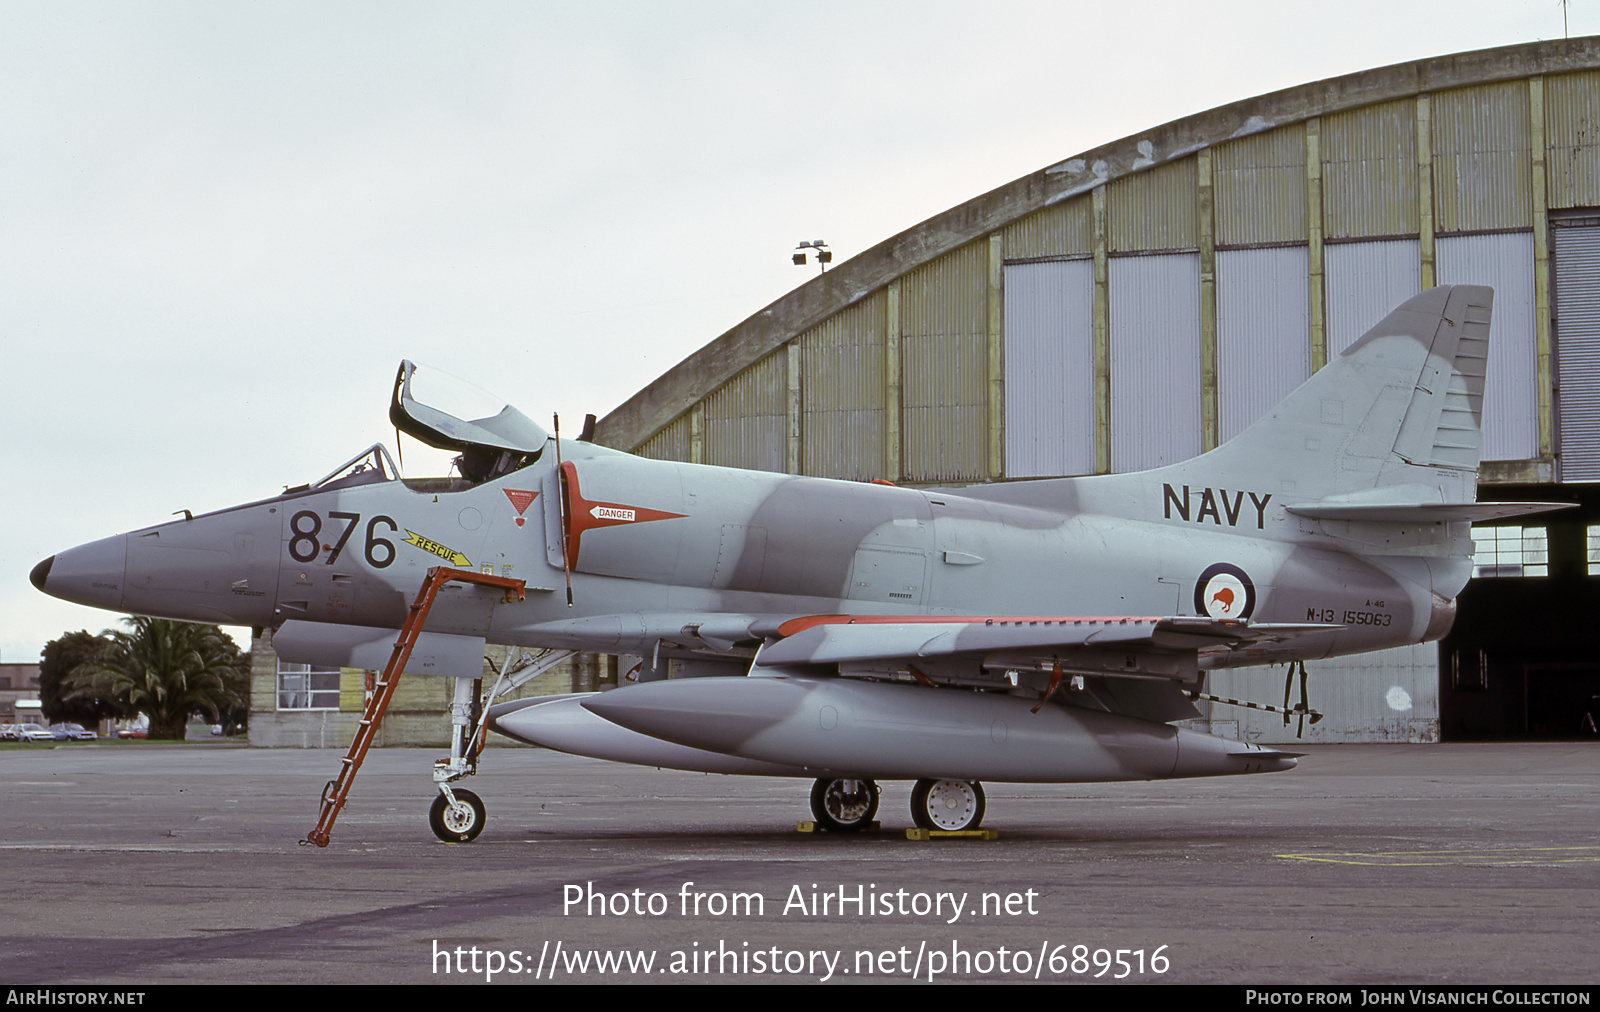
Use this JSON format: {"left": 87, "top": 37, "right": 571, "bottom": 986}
{"left": 597, "top": 37, "right": 1600, "bottom": 745}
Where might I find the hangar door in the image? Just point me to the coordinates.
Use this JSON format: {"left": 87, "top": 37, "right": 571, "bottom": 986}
{"left": 1002, "top": 255, "right": 1204, "bottom": 477}
{"left": 1555, "top": 216, "right": 1600, "bottom": 480}
{"left": 1442, "top": 486, "right": 1600, "bottom": 740}
{"left": 1002, "top": 259, "right": 1095, "bottom": 477}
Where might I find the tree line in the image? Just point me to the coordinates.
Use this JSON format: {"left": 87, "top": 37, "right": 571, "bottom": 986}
{"left": 39, "top": 618, "right": 250, "bottom": 740}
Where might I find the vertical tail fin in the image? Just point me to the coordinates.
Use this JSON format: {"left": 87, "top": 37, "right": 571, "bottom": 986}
{"left": 1179, "top": 284, "right": 1492, "bottom": 505}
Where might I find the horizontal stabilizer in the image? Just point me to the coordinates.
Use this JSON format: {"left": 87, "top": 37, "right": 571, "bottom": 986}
{"left": 1285, "top": 501, "right": 1574, "bottom": 522}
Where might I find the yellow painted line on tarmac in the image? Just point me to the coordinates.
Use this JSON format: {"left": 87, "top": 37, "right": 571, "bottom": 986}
{"left": 1277, "top": 846, "right": 1600, "bottom": 866}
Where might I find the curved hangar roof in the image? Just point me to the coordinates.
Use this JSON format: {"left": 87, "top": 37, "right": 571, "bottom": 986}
{"left": 596, "top": 36, "right": 1600, "bottom": 486}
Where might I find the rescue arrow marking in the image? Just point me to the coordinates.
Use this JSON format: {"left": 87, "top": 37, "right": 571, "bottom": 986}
{"left": 403, "top": 530, "right": 472, "bottom": 567}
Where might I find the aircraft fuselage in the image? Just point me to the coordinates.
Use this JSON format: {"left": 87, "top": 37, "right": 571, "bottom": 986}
{"left": 34, "top": 438, "right": 1455, "bottom": 671}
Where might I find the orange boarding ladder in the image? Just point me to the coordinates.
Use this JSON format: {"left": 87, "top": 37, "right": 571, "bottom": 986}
{"left": 304, "top": 566, "right": 526, "bottom": 847}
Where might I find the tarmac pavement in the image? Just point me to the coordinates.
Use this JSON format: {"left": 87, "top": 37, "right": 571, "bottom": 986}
{"left": 2, "top": 741, "right": 1597, "bottom": 985}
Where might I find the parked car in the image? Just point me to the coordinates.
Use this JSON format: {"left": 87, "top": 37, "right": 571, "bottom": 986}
{"left": 117, "top": 728, "right": 147, "bottom": 739}
{"left": 14, "top": 724, "right": 56, "bottom": 743}
{"left": 49, "top": 723, "right": 97, "bottom": 741}
{"left": 0, "top": 724, "right": 19, "bottom": 741}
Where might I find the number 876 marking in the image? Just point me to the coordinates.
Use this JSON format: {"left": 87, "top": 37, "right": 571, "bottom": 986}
{"left": 288, "top": 510, "right": 398, "bottom": 568}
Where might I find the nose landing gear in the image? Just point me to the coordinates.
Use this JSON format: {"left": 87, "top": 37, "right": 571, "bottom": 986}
{"left": 430, "top": 787, "right": 486, "bottom": 843}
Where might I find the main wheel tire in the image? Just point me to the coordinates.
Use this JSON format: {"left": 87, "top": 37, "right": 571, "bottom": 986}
{"left": 429, "top": 788, "right": 486, "bottom": 843}
{"left": 909, "top": 778, "right": 985, "bottom": 832}
{"left": 809, "top": 778, "right": 880, "bottom": 833}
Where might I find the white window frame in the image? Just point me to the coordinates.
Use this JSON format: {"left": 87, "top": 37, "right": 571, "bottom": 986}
{"left": 1471, "top": 526, "right": 1549, "bottom": 578}
{"left": 277, "top": 661, "right": 341, "bottom": 710}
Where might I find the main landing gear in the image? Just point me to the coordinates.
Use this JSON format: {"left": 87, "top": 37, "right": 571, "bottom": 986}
{"left": 809, "top": 778, "right": 881, "bottom": 832}
{"left": 808, "top": 776, "right": 986, "bottom": 833}
{"left": 909, "top": 778, "right": 986, "bottom": 832}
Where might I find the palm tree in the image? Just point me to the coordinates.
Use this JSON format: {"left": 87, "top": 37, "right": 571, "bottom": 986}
{"left": 65, "top": 618, "right": 248, "bottom": 740}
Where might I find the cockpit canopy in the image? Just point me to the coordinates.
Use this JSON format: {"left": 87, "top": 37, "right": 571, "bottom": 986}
{"left": 312, "top": 444, "right": 399, "bottom": 491}
{"left": 389, "top": 360, "right": 549, "bottom": 483}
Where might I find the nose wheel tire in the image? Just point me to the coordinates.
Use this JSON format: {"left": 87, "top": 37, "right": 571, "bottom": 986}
{"left": 910, "top": 778, "right": 985, "bottom": 832}
{"left": 429, "top": 788, "right": 486, "bottom": 843}
{"left": 809, "top": 778, "right": 880, "bottom": 832}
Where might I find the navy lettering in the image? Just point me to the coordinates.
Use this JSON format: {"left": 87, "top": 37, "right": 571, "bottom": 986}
{"left": 1221, "top": 489, "right": 1245, "bottom": 527}
{"left": 1249, "top": 491, "right": 1273, "bottom": 530}
{"left": 1163, "top": 484, "right": 1191, "bottom": 521}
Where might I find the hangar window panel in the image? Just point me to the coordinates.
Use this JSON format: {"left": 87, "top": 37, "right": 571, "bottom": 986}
{"left": 637, "top": 415, "right": 691, "bottom": 462}
{"left": 1325, "top": 240, "right": 1422, "bottom": 356}
{"left": 1109, "top": 254, "right": 1201, "bottom": 472}
{"left": 703, "top": 353, "right": 787, "bottom": 473}
{"left": 1214, "top": 126, "right": 1307, "bottom": 246}
{"left": 1555, "top": 220, "right": 1600, "bottom": 480}
{"left": 1588, "top": 525, "right": 1600, "bottom": 576}
{"left": 902, "top": 333, "right": 989, "bottom": 482}
{"left": 901, "top": 244, "right": 990, "bottom": 483}
{"left": 1001, "top": 200, "right": 1091, "bottom": 259}
{"left": 1110, "top": 160, "right": 1197, "bottom": 252}
{"left": 1216, "top": 247, "right": 1310, "bottom": 441}
{"left": 1545, "top": 72, "right": 1600, "bottom": 210}
{"left": 899, "top": 242, "right": 988, "bottom": 335}
{"left": 278, "top": 662, "right": 340, "bottom": 710}
{"left": 801, "top": 295, "right": 887, "bottom": 481}
{"left": 1436, "top": 232, "right": 1538, "bottom": 461}
{"left": 1003, "top": 259, "right": 1094, "bottom": 477}
{"left": 1430, "top": 82, "right": 1533, "bottom": 233}
{"left": 1470, "top": 526, "right": 1548, "bottom": 578}
{"left": 1321, "top": 100, "right": 1417, "bottom": 240}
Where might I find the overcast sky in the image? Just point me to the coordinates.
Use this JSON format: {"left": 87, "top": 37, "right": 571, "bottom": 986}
{"left": 3, "top": 1, "right": 1594, "bottom": 663}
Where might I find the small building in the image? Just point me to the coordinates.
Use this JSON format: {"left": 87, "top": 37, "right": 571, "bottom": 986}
{"left": 246, "top": 628, "right": 616, "bottom": 747}
{"left": 0, "top": 662, "right": 42, "bottom": 725}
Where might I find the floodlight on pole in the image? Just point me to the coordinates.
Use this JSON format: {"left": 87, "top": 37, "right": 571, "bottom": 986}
{"left": 792, "top": 239, "right": 833, "bottom": 274}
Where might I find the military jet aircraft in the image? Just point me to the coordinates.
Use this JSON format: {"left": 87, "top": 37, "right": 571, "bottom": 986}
{"left": 32, "top": 285, "right": 1569, "bottom": 841}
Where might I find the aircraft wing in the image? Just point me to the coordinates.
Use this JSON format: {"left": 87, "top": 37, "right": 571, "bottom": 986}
{"left": 514, "top": 610, "right": 1334, "bottom": 687}
{"left": 755, "top": 613, "right": 1332, "bottom": 669}
{"left": 749, "top": 613, "right": 1336, "bottom": 725}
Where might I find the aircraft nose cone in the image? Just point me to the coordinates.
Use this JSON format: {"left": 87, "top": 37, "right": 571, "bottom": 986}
{"left": 29, "top": 556, "right": 53, "bottom": 592}
{"left": 33, "top": 535, "right": 128, "bottom": 611}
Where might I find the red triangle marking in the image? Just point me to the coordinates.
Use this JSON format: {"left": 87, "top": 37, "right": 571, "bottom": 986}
{"left": 504, "top": 488, "right": 538, "bottom": 516}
